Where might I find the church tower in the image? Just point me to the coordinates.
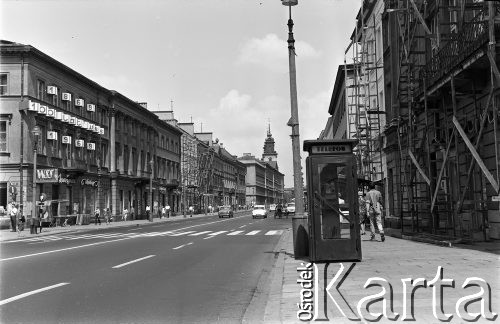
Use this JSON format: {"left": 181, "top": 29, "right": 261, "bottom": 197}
{"left": 262, "top": 123, "right": 278, "bottom": 168}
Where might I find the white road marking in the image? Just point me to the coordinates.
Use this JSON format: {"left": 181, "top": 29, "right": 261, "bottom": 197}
{"left": 188, "top": 231, "right": 212, "bottom": 236}
{"left": 0, "top": 282, "right": 70, "bottom": 306}
{"left": 0, "top": 237, "right": 133, "bottom": 262}
{"left": 265, "top": 230, "right": 283, "bottom": 235}
{"left": 169, "top": 231, "right": 196, "bottom": 236}
{"left": 227, "top": 231, "right": 244, "bottom": 236}
{"left": 203, "top": 231, "right": 227, "bottom": 239}
{"left": 112, "top": 255, "right": 155, "bottom": 269}
{"left": 238, "top": 225, "right": 246, "bottom": 228}
{"left": 172, "top": 242, "right": 193, "bottom": 250}
{"left": 2, "top": 215, "right": 249, "bottom": 260}
{"left": 246, "top": 230, "right": 260, "bottom": 236}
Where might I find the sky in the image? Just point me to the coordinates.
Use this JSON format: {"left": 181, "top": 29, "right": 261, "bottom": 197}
{"left": 1, "top": 0, "right": 359, "bottom": 187}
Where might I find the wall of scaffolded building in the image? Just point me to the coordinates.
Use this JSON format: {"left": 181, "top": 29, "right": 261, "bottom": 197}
{"left": 382, "top": 0, "right": 500, "bottom": 241}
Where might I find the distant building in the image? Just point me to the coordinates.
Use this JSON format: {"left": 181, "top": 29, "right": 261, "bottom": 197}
{"left": 239, "top": 126, "right": 284, "bottom": 207}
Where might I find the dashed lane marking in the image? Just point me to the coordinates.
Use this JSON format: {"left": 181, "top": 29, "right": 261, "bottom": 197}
{"left": 172, "top": 242, "right": 193, "bottom": 250}
{"left": 112, "top": 255, "right": 155, "bottom": 269}
{"left": 245, "top": 230, "right": 260, "bottom": 235}
{"left": 0, "top": 282, "right": 70, "bottom": 306}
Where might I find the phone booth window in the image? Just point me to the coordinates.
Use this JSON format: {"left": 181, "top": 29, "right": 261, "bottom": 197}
{"left": 317, "top": 163, "right": 351, "bottom": 240}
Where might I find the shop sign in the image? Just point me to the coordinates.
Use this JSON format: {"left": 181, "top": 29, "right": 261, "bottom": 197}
{"left": 81, "top": 179, "right": 98, "bottom": 187}
{"left": 58, "top": 175, "right": 76, "bottom": 185}
{"left": 36, "top": 168, "right": 59, "bottom": 183}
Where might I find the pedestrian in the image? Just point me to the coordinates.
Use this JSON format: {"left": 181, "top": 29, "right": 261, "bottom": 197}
{"left": 94, "top": 207, "right": 101, "bottom": 225}
{"left": 145, "top": 205, "right": 151, "bottom": 222}
{"left": 276, "top": 203, "right": 282, "bottom": 218}
{"left": 130, "top": 206, "right": 135, "bottom": 220}
{"left": 17, "top": 214, "right": 26, "bottom": 237}
{"left": 39, "top": 209, "right": 48, "bottom": 233}
{"left": 9, "top": 203, "right": 18, "bottom": 232}
{"left": 123, "top": 207, "right": 129, "bottom": 222}
{"left": 188, "top": 205, "right": 194, "bottom": 217}
{"left": 105, "top": 208, "right": 111, "bottom": 225}
{"left": 161, "top": 205, "right": 166, "bottom": 219}
{"left": 365, "top": 183, "right": 385, "bottom": 242}
{"left": 358, "top": 191, "right": 368, "bottom": 235}
{"left": 165, "top": 204, "right": 171, "bottom": 218}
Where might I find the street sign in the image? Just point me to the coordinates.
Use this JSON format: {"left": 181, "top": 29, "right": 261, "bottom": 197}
{"left": 492, "top": 196, "right": 500, "bottom": 202}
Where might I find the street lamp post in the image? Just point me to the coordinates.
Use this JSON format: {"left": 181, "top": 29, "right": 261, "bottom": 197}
{"left": 149, "top": 159, "right": 153, "bottom": 222}
{"left": 282, "top": 0, "right": 307, "bottom": 257}
{"left": 31, "top": 125, "right": 41, "bottom": 230}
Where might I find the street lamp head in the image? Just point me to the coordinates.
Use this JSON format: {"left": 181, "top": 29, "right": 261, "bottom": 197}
{"left": 32, "top": 125, "right": 41, "bottom": 136}
{"left": 281, "top": 0, "right": 298, "bottom": 6}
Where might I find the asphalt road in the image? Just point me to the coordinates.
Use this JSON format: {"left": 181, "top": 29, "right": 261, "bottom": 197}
{"left": 0, "top": 211, "right": 290, "bottom": 324}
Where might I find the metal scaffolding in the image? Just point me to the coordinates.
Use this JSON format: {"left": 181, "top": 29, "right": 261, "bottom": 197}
{"left": 345, "top": 0, "right": 385, "bottom": 185}
{"left": 386, "top": 0, "right": 500, "bottom": 240}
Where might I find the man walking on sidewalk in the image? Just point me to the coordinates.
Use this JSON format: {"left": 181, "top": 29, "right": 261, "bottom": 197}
{"left": 365, "top": 182, "right": 385, "bottom": 242}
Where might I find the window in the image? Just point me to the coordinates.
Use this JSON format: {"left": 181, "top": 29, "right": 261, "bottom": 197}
{"left": 36, "top": 125, "right": 46, "bottom": 155}
{"left": 64, "top": 92, "right": 73, "bottom": 112}
{"left": 52, "top": 87, "right": 61, "bottom": 107}
{"left": 49, "top": 129, "right": 61, "bottom": 158}
{"left": 449, "top": 0, "right": 458, "bottom": 33}
{"left": 0, "top": 74, "right": 7, "bottom": 95}
{"left": 37, "top": 80, "right": 46, "bottom": 101}
{"left": 64, "top": 134, "right": 73, "bottom": 160}
{"left": 0, "top": 120, "right": 7, "bottom": 152}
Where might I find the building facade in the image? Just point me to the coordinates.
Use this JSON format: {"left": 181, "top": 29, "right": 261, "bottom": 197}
{"left": 239, "top": 127, "right": 284, "bottom": 207}
{"left": 0, "top": 40, "right": 182, "bottom": 221}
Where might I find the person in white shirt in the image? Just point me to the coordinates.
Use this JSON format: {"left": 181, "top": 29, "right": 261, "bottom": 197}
{"left": 146, "top": 205, "right": 151, "bottom": 222}
{"left": 365, "top": 183, "right": 385, "bottom": 242}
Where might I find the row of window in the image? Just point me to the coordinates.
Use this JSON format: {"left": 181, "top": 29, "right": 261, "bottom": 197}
{"left": 35, "top": 79, "right": 109, "bottom": 126}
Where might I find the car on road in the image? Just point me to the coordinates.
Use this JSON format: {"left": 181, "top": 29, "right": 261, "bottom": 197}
{"left": 218, "top": 205, "right": 234, "bottom": 218}
{"left": 284, "top": 203, "right": 295, "bottom": 216}
{"left": 252, "top": 205, "right": 267, "bottom": 219}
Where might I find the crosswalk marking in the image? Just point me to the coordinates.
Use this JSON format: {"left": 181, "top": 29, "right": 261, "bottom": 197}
{"left": 265, "top": 230, "right": 283, "bottom": 235}
{"left": 169, "top": 231, "right": 196, "bottom": 236}
{"left": 7, "top": 228, "right": 285, "bottom": 243}
{"left": 227, "top": 231, "right": 244, "bottom": 235}
{"left": 188, "top": 231, "right": 212, "bottom": 236}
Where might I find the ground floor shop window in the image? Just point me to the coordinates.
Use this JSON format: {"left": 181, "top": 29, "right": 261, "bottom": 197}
{"left": 0, "top": 182, "right": 7, "bottom": 209}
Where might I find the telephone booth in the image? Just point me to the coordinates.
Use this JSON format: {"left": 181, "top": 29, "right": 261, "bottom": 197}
{"left": 303, "top": 139, "right": 361, "bottom": 262}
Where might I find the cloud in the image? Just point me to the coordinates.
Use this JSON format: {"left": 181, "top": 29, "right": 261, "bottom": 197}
{"left": 237, "top": 33, "right": 321, "bottom": 72}
{"left": 197, "top": 89, "right": 331, "bottom": 187}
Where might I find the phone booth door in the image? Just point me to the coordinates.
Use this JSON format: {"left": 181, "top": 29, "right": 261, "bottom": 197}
{"left": 304, "top": 140, "right": 361, "bottom": 262}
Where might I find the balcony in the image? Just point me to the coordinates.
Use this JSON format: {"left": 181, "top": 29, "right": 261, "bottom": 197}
{"left": 65, "top": 159, "right": 87, "bottom": 173}
{"left": 165, "top": 179, "right": 179, "bottom": 187}
{"left": 421, "top": 7, "right": 496, "bottom": 91}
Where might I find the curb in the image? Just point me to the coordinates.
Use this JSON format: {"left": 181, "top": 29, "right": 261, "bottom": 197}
{"left": 262, "top": 228, "right": 291, "bottom": 323}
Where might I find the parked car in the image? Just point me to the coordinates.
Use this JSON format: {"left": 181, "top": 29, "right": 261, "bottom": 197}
{"left": 218, "top": 205, "right": 234, "bottom": 218}
{"left": 252, "top": 205, "right": 267, "bottom": 219}
{"left": 284, "top": 202, "right": 295, "bottom": 216}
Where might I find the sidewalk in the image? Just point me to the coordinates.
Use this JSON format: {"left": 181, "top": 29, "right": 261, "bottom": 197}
{"left": 0, "top": 212, "right": 217, "bottom": 242}
{"left": 266, "top": 230, "right": 500, "bottom": 324}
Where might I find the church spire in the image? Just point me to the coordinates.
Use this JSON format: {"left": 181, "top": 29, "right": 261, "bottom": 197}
{"left": 262, "top": 121, "right": 278, "bottom": 167}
